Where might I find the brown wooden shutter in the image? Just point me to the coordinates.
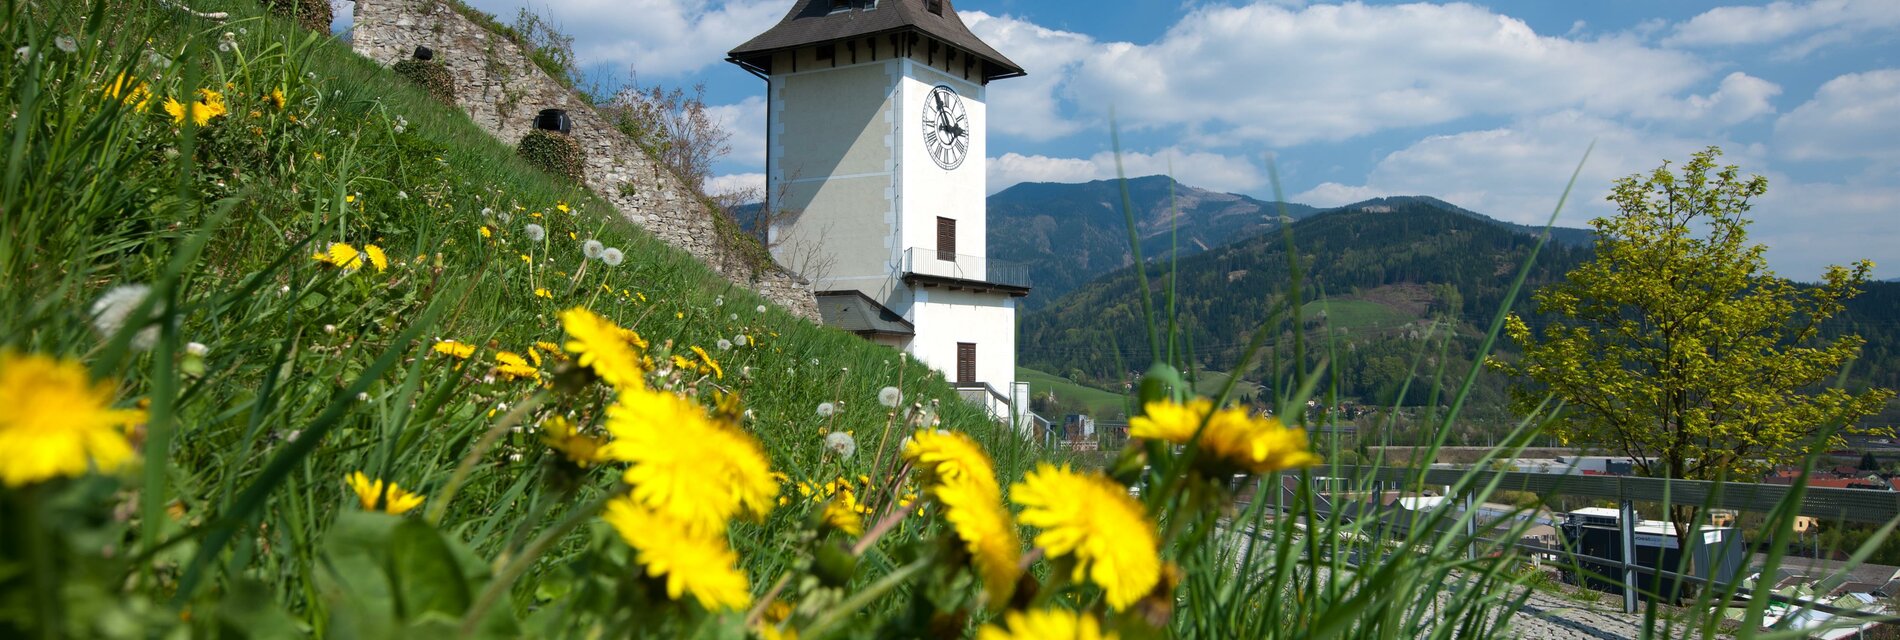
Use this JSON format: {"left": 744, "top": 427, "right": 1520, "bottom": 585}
{"left": 937, "top": 217, "right": 956, "bottom": 261}
{"left": 957, "top": 342, "right": 976, "bottom": 384}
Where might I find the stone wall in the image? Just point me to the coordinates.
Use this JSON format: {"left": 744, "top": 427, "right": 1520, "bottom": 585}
{"left": 351, "top": 0, "right": 820, "bottom": 322}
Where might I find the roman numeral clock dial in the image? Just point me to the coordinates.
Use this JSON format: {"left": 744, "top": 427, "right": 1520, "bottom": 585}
{"left": 921, "top": 85, "right": 969, "bottom": 170}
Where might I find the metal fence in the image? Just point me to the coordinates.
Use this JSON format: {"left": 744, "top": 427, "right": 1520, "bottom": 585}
{"left": 901, "top": 247, "right": 1031, "bottom": 288}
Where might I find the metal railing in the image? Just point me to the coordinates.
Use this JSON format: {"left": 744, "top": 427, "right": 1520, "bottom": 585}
{"left": 1265, "top": 466, "right": 1900, "bottom": 618}
{"left": 901, "top": 247, "right": 1031, "bottom": 289}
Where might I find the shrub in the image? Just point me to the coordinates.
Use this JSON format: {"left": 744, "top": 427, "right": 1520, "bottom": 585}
{"left": 392, "top": 58, "right": 456, "bottom": 105}
{"left": 517, "top": 128, "right": 585, "bottom": 184}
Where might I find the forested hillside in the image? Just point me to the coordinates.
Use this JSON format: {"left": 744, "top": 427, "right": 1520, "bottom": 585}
{"left": 987, "top": 175, "right": 1316, "bottom": 308}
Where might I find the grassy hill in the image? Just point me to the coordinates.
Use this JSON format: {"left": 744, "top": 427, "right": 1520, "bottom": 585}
{"left": 1, "top": 2, "right": 1035, "bottom": 635}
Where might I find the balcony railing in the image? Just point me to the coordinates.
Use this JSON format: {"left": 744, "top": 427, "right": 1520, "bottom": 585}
{"left": 901, "top": 247, "right": 1031, "bottom": 289}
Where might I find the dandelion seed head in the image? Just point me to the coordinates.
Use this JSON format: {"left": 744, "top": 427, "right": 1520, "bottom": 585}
{"left": 825, "top": 432, "right": 858, "bottom": 459}
{"left": 396, "top": 191, "right": 409, "bottom": 200}
{"left": 756, "top": 305, "right": 766, "bottom": 313}
{"left": 54, "top": 36, "right": 77, "bottom": 53}
{"left": 601, "top": 248, "right": 624, "bottom": 266}
{"left": 524, "top": 224, "right": 546, "bottom": 241}
{"left": 357, "top": 392, "right": 370, "bottom": 402}
{"left": 185, "top": 342, "right": 209, "bottom": 357}
{"left": 716, "top": 339, "right": 732, "bottom": 351}
{"left": 732, "top": 335, "right": 748, "bottom": 347}
{"left": 498, "top": 212, "right": 511, "bottom": 224}
{"left": 729, "top": 313, "right": 738, "bottom": 321}
{"left": 817, "top": 402, "right": 836, "bottom": 418}
{"left": 17, "top": 46, "right": 32, "bottom": 61}
{"left": 879, "top": 386, "right": 903, "bottom": 408}
{"left": 583, "top": 239, "right": 605, "bottom": 259}
{"left": 90, "top": 284, "right": 157, "bottom": 351}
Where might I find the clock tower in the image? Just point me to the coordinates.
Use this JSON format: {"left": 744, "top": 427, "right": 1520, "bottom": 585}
{"left": 730, "top": 0, "right": 1035, "bottom": 429}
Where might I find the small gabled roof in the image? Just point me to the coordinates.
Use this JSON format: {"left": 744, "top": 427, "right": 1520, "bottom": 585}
{"left": 728, "top": 0, "right": 1025, "bottom": 82}
{"left": 814, "top": 290, "right": 915, "bottom": 336}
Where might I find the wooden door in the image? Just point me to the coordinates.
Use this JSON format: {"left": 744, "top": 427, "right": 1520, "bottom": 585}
{"left": 957, "top": 342, "right": 976, "bottom": 384}
{"left": 937, "top": 217, "right": 956, "bottom": 261}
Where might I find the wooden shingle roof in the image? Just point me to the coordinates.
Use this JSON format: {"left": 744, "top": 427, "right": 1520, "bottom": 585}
{"left": 728, "top": 0, "right": 1025, "bottom": 82}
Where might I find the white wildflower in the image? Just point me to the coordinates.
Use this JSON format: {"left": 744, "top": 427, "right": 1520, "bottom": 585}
{"left": 601, "top": 248, "right": 624, "bottom": 266}
{"left": 357, "top": 392, "right": 370, "bottom": 402}
{"left": 396, "top": 191, "right": 409, "bottom": 200}
{"left": 90, "top": 284, "right": 158, "bottom": 351}
{"left": 16, "top": 46, "right": 31, "bottom": 61}
{"left": 879, "top": 386, "right": 903, "bottom": 408}
{"left": 825, "top": 432, "right": 857, "bottom": 459}
{"left": 324, "top": 324, "right": 337, "bottom": 334}
{"left": 583, "top": 239, "right": 604, "bottom": 259}
{"left": 816, "top": 402, "right": 836, "bottom": 418}
{"left": 524, "top": 224, "right": 546, "bottom": 241}
{"left": 54, "top": 36, "right": 76, "bottom": 53}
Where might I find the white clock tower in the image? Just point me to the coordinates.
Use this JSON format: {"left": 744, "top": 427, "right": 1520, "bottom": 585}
{"left": 730, "top": 0, "right": 1035, "bottom": 429}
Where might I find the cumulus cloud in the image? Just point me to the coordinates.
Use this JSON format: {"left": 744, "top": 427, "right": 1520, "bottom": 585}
{"left": 705, "top": 96, "right": 767, "bottom": 169}
{"left": 1060, "top": 1, "right": 1707, "bottom": 147}
{"left": 1655, "top": 72, "right": 1782, "bottom": 125}
{"left": 461, "top": 0, "right": 784, "bottom": 77}
{"left": 964, "top": 12, "right": 1095, "bottom": 141}
{"left": 705, "top": 173, "right": 766, "bottom": 201}
{"left": 988, "top": 148, "right": 1266, "bottom": 195}
{"left": 1292, "top": 112, "right": 1757, "bottom": 226}
{"left": 1664, "top": 0, "right": 1900, "bottom": 58}
{"left": 1774, "top": 69, "right": 1900, "bottom": 162}
{"left": 1751, "top": 176, "right": 1900, "bottom": 281}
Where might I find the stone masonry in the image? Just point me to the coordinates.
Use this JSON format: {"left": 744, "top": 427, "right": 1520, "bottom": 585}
{"left": 351, "top": 0, "right": 821, "bottom": 321}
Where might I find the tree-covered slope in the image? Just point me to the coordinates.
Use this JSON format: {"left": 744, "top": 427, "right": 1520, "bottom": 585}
{"left": 987, "top": 175, "right": 1317, "bottom": 309}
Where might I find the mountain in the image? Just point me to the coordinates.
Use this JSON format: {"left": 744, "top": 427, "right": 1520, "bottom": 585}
{"left": 987, "top": 176, "right": 1318, "bottom": 309}
{"left": 1326, "top": 195, "right": 1596, "bottom": 248}
{"left": 1018, "top": 201, "right": 1595, "bottom": 405}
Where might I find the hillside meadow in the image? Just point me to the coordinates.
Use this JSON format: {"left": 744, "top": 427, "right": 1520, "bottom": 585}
{"left": 0, "top": 1, "right": 1869, "bottom": 639}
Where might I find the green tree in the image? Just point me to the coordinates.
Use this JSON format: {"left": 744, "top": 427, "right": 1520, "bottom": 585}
{"left": 1497, "top": 147, "right": 1893, "bottom": 540}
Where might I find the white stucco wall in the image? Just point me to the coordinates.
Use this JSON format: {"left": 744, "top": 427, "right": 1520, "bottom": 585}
{"left": 769, "top": 59, "right": 900, "bottom": 295}
{"left": 897, "top": 63, "right": 987, "bottom": 275}
{"left": 898, "top": 287, "right": 1016, "bottom": 399}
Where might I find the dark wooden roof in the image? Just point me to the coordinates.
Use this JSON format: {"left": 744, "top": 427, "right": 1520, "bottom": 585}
{"left": 728, "top": 0, "right": 1025, "bottom": 82}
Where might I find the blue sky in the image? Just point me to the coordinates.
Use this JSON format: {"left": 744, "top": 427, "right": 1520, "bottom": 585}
{"left": 343, "top": 1, "right": 1900, "bottom": 281}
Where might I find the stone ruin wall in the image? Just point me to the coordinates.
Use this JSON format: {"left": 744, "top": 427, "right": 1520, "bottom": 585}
{"left": 350, "top": 0, "right": 821, "bottom": 321}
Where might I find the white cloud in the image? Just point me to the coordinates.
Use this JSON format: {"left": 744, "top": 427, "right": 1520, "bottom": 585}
{"left": 963, "top": 12, "right": 1095, "bottom": 141}
{"left": 461, "top": 0, "right": 784, "bottom": 77}
{"left": 1774, "top": 69, "right": 1900, "bottom": 162}
{"left": 1060, "top": 1, "right": 1708, "bottom": 147}
{"left": 1752, "top": 177, "right": 1900, "bottom": 281}
{"left": 705, "top": 96, "right": 767, "bottom": 169}
{"left": 988, "top": 148, "right": 1265, "bottom": 195}
{"left": 1661, "top": 72, "right": 1782, "bottom": 125}
{"left": 1292, "top": 112, "right": 1758, "bottom": 227}
{"left": 705, "top": 173, "right": 766, "bottom": 201}
{"left": 1664, "top": 0, "right": 1900, "bottom": 57}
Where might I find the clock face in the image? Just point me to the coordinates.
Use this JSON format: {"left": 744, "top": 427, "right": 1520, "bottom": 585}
{"left": 921, "top": 85, "right": 970, "bottom": 170}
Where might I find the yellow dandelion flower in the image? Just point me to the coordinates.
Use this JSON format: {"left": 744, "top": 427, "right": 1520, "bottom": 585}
{"left": 266, "top": 87, "right": 286, "bottom": 110}
{"left": 493, "top": 351, "right": 539, "bottom": 381}
{"left": 556, "top": 201, "right": 571, "bottom": 213}
{"left": 598, "top": 387, "right": 777, "bottom": 534}
{"left": 977, "top": 608, "right": 1117, "bottom": 640}
{"left": 602, "top": 496, "right": 751, "bottom": 611}
{"left": 559, "top": 307, "right": 645, "bottom": 390}
{"left": 539, "top": 416, "right": 604, "bottom": 467}
{"left": 345, "top": 194, "right": 356, "bottom": 203}
{"left": 822, "top": 488, "right": 864, "bottom": 536}
{"left": 671, "top": 354, "right": 695, "bottom": 371}
{"left": 1011, "top": 463, "right": 1160, "bottom": 610}
{"left": 432, "top": 340, "right": 475, "bottom": 359}
{"left": 363, "top": 244, "right": 389, "bottom": 273}
{"left": 1129, "top": 399, "right": 1321, "bottom": 474}
{"left": 534, "top": 341, "right": 563, "bottom": 357}
{"left": 345, "top": 471, "right": 425, "bottom": 515}
{"left": 525, "top": 347, "right": 543, "bottom": 367}
{"left": 103, "top": 73, "right": 151, "bottom": 110}
{"left": 619, "top": 327, "right": 650, "bottom": 351}
{"left": 691, "top": 345, "right": 723, "bottom": 379}
{"left": 313, "top": 242, "right": 364, "bottom": 270}
{"left": 534, "top": 287, "right": 553, "bottom": 299}
{"left": 902, "top": 429, "right": 999, "bottom": 492}
{"left": 935, "top": 477, "right": 1022, "bottom": 601}
{"left": 163, "top": 88, "right": 227, "bottom": 126}
{"left": 479, "top": 225, "right": 493, "bottom": 239}
{"left": 0, "top": 351, "right": 143, "bottom": 487}
{"left": 520, "top": 253, "right": 532, "bottom": 264}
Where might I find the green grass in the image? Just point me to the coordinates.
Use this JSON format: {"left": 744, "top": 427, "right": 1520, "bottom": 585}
{"left": 1, "top": 1, "right": 1035, "bottom": 636}
{"left": 1301, "top": 298, "right": 1412, "bottom": 331}
{"left": 1017, "top": 365, "right": 1130, "bottom": 419}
